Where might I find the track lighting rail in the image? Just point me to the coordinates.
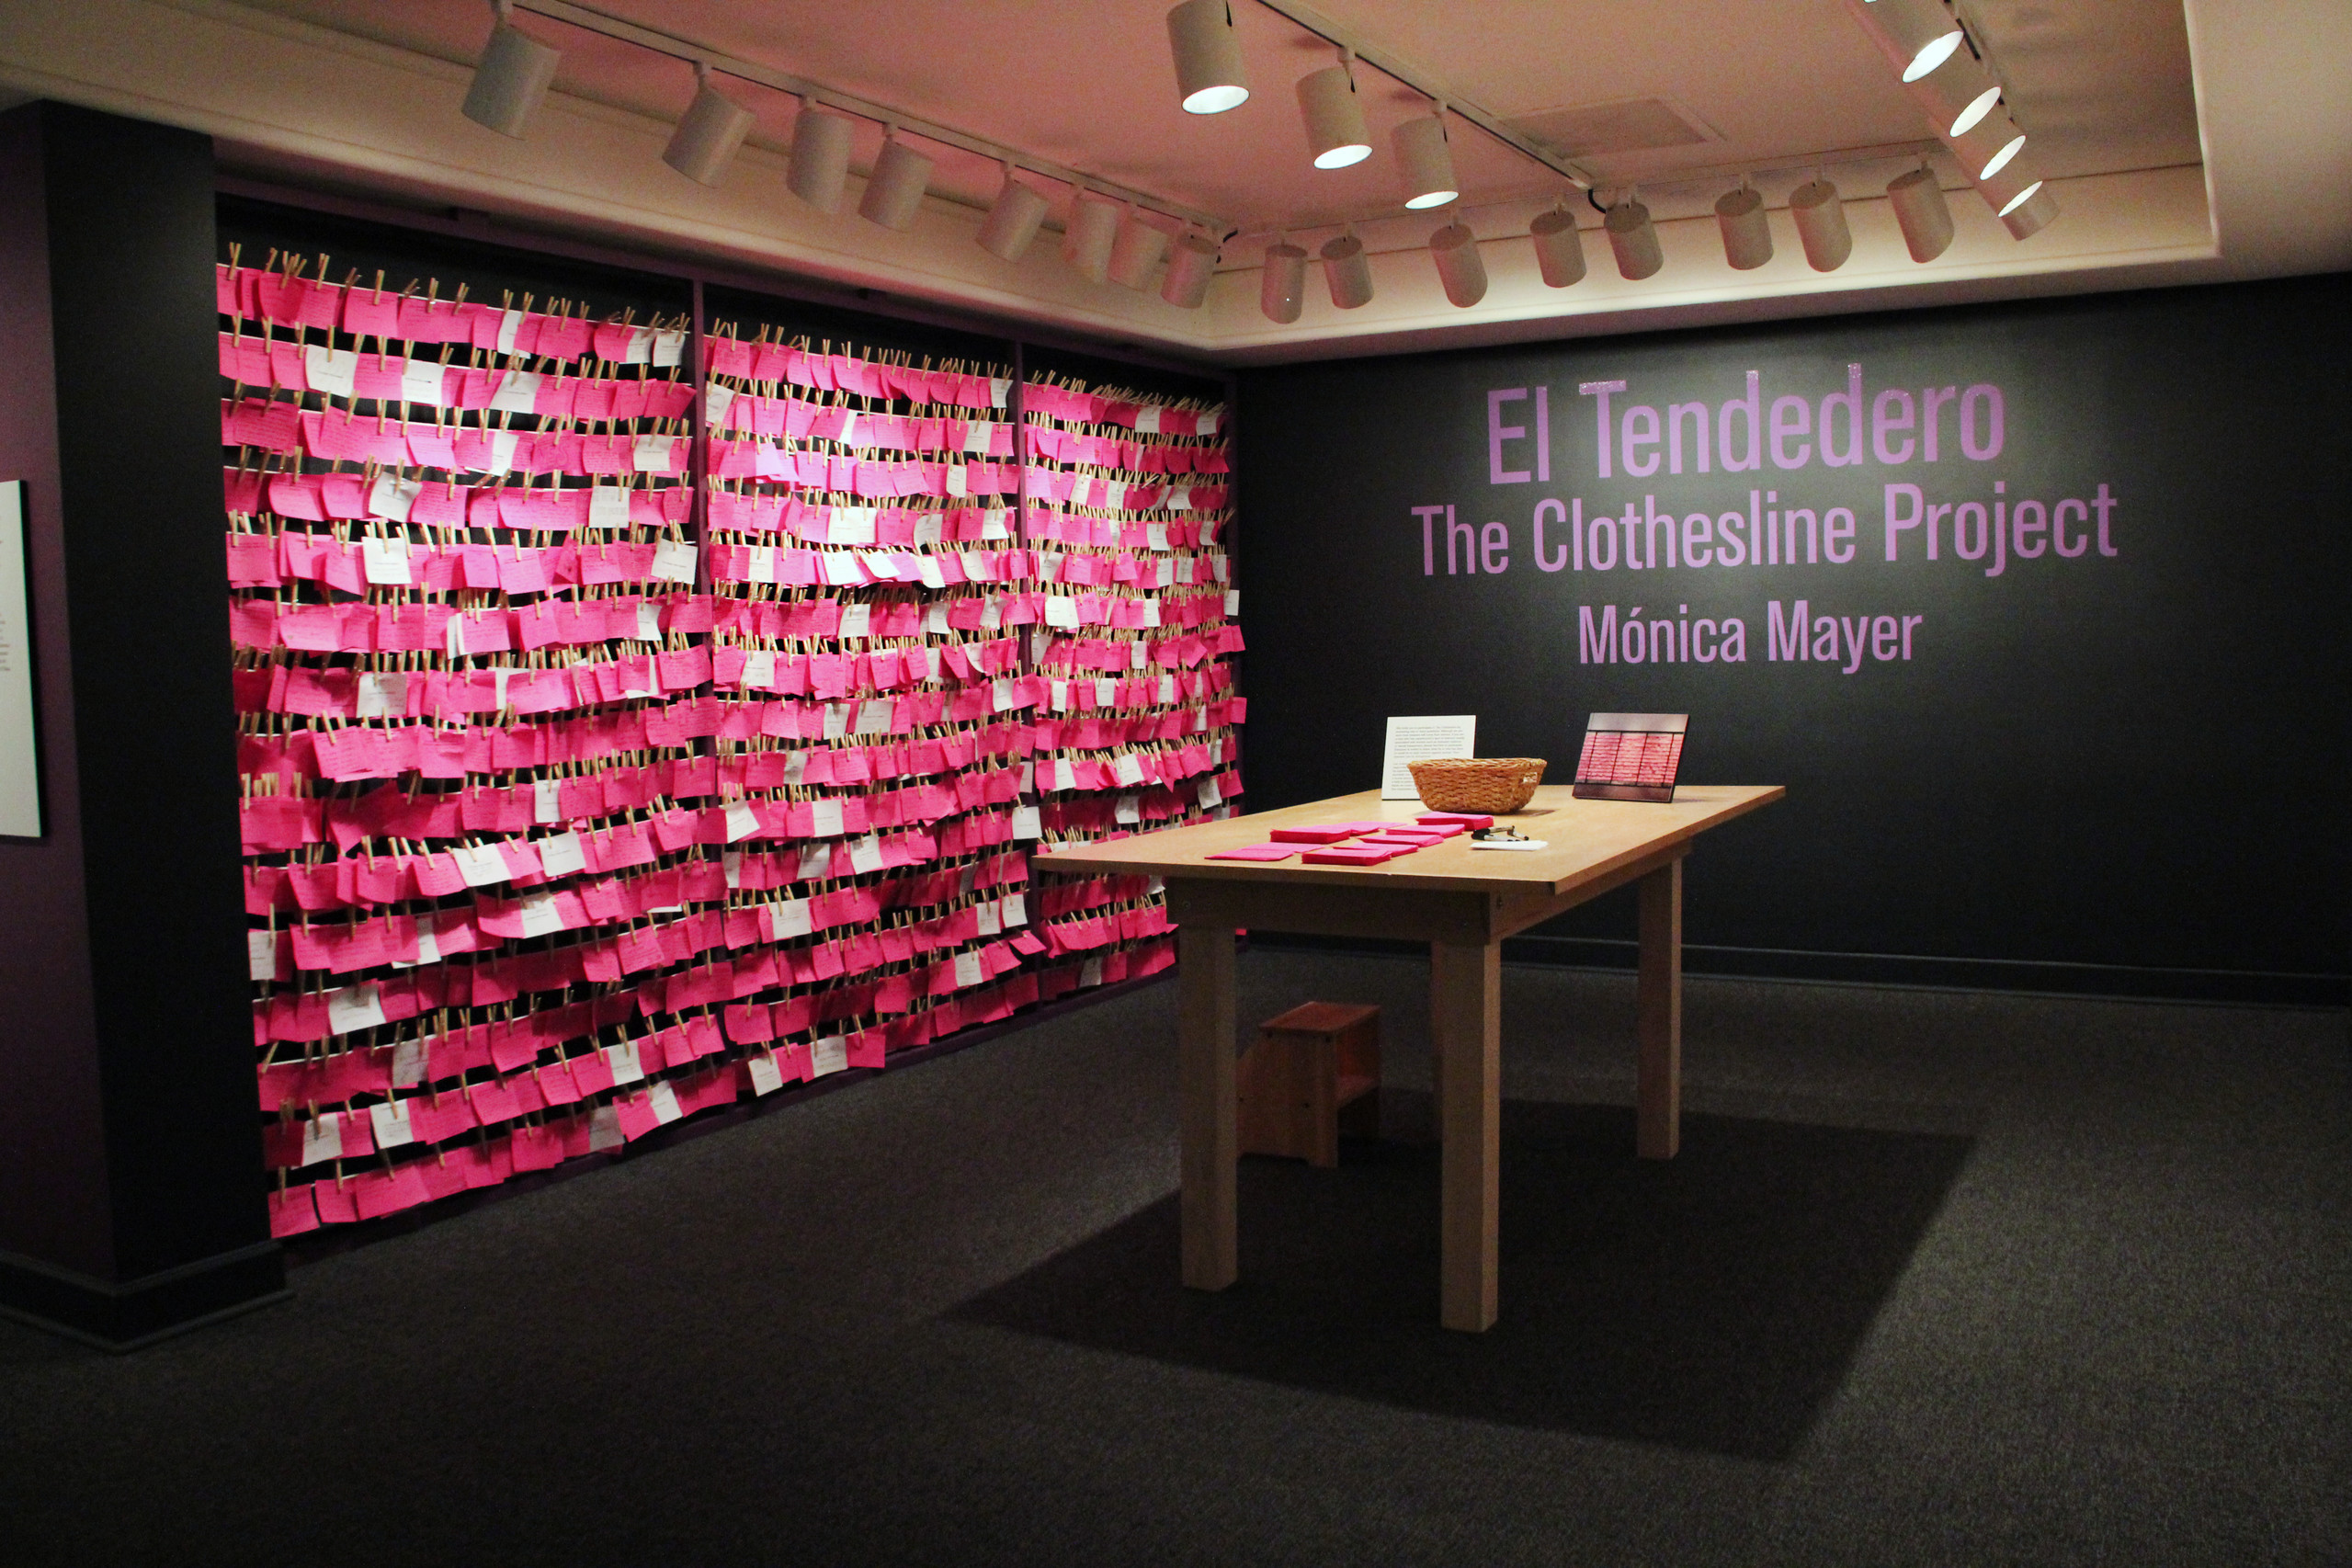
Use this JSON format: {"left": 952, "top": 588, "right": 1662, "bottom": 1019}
{"left": 513, "top": 0, "right": 1233, "bottom": 233}
{"left": 1249, "top": 0, "right": 1596, "bottom": 190}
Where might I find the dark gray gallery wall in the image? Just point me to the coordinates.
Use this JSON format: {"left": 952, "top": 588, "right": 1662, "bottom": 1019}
{"left": 0, "top": 103, "right": 281, "bottom": 1345}
{"left": 1236, "top": 277, "right": 2351, "bottom": 999}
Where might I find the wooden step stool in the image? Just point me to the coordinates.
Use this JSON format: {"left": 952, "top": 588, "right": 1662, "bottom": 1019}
{"left": 1239, "top": 1002, "right": 1381, "bottom": 1167}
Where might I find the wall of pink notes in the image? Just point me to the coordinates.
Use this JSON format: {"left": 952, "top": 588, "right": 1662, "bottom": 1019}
{"left": 220, "top": 246, "right": 1241, "bottom": 1237}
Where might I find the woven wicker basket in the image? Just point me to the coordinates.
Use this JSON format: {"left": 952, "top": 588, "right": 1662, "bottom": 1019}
{"left": 1407, "top": 757, "right": 1547, "bottom": 814}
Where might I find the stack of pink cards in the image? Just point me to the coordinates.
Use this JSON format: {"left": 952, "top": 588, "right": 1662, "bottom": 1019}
{"left": 1269, "top": 824, "right": 1360, "bottom": 844}
{"left": 1417, "top": 812, "right": 1493, "bottom": 830}
{"left": 1301, "top": 844, "right": 1400, "bottom": 867}
{"left": 1206, "top": 844, "right": 1296, "bottom": 862}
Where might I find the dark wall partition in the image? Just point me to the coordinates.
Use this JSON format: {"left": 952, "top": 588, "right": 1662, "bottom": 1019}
{"left": 0, "top": 103, "right": 283, "bottom": 1346}
{"left": 1236, "top": 277, "right": 2352, "bottom": 998}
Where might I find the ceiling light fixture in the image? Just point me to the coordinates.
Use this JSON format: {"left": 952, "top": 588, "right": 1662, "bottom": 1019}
{"left": 461, "top": 0, "right": 562, "bottom": 139}
{"left": 662, "top": 62, "right": 756, "bottom": 186}
{"left": 1297, "top": 51, "right": 1371, "bottom": 169}
{"left": 1996, "top": 181, "right": 2057, "bottom": 238}
{"left": 1948, "top": 103, "right": 2028, "bottom": 181}
{"left": 1605, "top": 193, "right": 1664, "bottom": 280}
{"left": 1852, "top": 0, "right": 1966, "bottom": 82}
{"left": 1261, "top": 234, "right": 1308, "bottom": 322}
{"left": 1322, "top": 226, "right": 1374, "bottom": 309}
{"left": 1886, "top": 165, "right": 1955, "bottom": 261}
{"left": 977, "top": 164, "right": 1051, "bottom": 261}
{"left": 1108, "top": 207, "right": 1173, "bottom": 290}
{"left": 1528, "top": 203, "right": 1586, "bottom": 288}
{"left": 1161, "top": 230, "right": 1221, "bottom": 309}
{"left": 1976, "top": 158, "right": 2059, "bottom": 238}
{"left": 858, "top": 131, "right": 934, "bottom": 231}
{"left": 1063, "top": 187, "right": 1121, "bottom": 283}
{"left": 1428, "top": 217, "right": 1488, "bottom": 308}
{"left": 787, "top": 97, "right": 856, "bottom": 213}
{"left": 1166, "top": 0, "right": 1250, "bottom": 115}
{"left": 1716, "top": 182, "right": 1774, "bottom": 271}
{"left": 1790, "top": 176, "right": 1853, "bottom": 271}
{"left": 1394, "top": 108, "right": 1460, "bottom": 210}
{"left": 1903, "top": 47, "right": 2005, "bottom": 140}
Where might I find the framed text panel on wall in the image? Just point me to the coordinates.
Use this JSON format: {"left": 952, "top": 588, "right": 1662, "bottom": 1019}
{"left": 0, "top": 481, "right": 38, "bottom": 838}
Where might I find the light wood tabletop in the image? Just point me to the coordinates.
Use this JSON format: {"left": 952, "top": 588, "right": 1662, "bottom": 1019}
{"left": 1033, "top": 784, "right": 1784, "bottom": 897}
{"left": 1032, "top": 781, "right": 1787, "bottom": 1334}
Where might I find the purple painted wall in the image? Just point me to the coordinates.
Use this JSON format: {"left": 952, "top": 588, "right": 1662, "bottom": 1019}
{"left": 0, "top": 108, "right": 111, "bottom": 1280}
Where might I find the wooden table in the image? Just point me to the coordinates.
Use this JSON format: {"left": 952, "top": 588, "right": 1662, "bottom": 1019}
{"left": 1032, "top": 783, "right": 1784, "bottom": 1332}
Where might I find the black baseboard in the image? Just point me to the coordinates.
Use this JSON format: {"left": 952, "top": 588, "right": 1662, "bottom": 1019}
{"left": 0, "top": 1241, "right": 288, "bottom": 1351}
{"left": 1247, "top": 931, "right": 2350, "bottom": 1008}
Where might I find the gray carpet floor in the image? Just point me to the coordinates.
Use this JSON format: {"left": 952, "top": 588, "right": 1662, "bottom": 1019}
{"left": 1, "top": 949, "right": 2344, "bottom": 1567}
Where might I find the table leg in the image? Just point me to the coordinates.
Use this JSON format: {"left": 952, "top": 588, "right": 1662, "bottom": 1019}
{"left": 1432, "top": 937, "right": 1500, "bottom": 1332}
{"left": 1637, "top": 857, "right": 1684, "bottom": 1160}
{"left": 1176, "top": 922, "right": 1238, "bottom": 1290}
{"left": 1426, "top": 985, "right": 1445, "bottom": 1140}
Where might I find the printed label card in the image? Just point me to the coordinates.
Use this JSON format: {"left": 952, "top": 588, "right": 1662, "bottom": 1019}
{"left": 1381, "top": 714, "right": 1476, "bottom": 800}
{"left": 1572, "top": 712, "right": 1689, "bottom": 803}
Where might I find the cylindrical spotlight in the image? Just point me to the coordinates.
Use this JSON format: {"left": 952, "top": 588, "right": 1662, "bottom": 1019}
{"left": 1846, "top": 0, "right": 1966, "bottom": 83}
{"left": 461, "top": 9, "right": 562, "bottom": 139}
{"left": 1605, "top": 198, "right": 1664, "bottom": 280}
{"left": 1166, "top": 0, "right": 1249, "bottom": 115}
{"left": 1321, "top": 229, "right": 1374, "bottom": 309}
{"left": 1393, "top": 114, "right": 1460, "bottom": 210}
{"left": 1790, "top": 178, "right": 1853, "bottom": 271}
{"left": 858, "top": 134, "right": 934, "bottom": 231}
{"left": 787, "top": 101, "right": 856, "bottom": 213}
{"left": 1529, "top": 206, "right": 1586, "bottom": 288}
{"left": 1428, "top": 220, "right": 1487, "bottom": 308}
{"left": 1998, "top": 182, "right": 2058, "bottom": 239}
{"left": 977, "top": 168, "right": 1051, "bottom": 261}
{"left": 1948, "top": 104, "right": 2028, "bottom": 181}
{"left": 664, "top": 69, "right": 756, "bottom": 186}
{"left": 1297, "top": 62, "right": 1370, "bottom": 169}
{"left": 1161, "top": 231, "right": 1220, "bottom": 309}
{"left": 1716, "top": 185, "right": 1774, "bottom": 270}
{"left": 1260, "top": 238, "right": 1308, "bottom": 323}
{"left": 1903, "top": 47, "right": 2004, "bottom": 140}
{"left": 1886, "top": 166, "right": 1956, "bottom": 261}
{"left": 1978, "top": 159, "right": 2059, "bottom": 238}
{"left": 1063, "top": 192, "right": 1121, "bottom": 283}
{"left": 1108, "top": 209, "right": 1172, "bottom": 290}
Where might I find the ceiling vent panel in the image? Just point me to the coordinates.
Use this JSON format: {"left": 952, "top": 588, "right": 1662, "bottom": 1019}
{"left": 1504, "top": 97, "right": 1725, "bottom": 160}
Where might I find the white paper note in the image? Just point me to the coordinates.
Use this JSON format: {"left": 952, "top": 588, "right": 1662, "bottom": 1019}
{"left": 303, "top": 346, "right": 357, "bottom": 400}
{"left": 369, "top": 1099, "right": 416, "bottom": 1149}
{"left": 747, "top": 1052, "right": 784, "bottom": 1096}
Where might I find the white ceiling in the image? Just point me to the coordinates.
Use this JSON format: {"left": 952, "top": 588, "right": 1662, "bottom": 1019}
{"left": 0, "top": 0, "right": 2343, "bottom": 362}
{"left": 237, "top": 0, "right": 2203, "bottom": 231}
